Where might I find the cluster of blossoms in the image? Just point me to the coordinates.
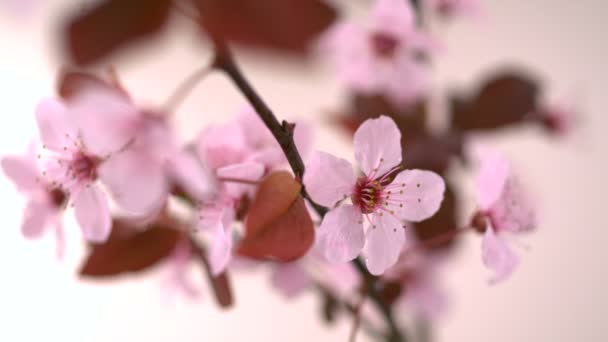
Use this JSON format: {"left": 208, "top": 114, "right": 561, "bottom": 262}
{"left": 2, "top": 0, "right": 579, "bottom": 340}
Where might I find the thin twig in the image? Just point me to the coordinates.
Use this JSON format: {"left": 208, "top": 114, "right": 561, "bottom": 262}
{"left": 163, "top": 64, "right": 213, "bottom": 114}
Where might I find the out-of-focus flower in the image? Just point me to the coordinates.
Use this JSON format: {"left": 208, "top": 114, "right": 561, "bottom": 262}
{"left": 319, "top": 0, "right": 437, "bottom": 108}
{"left": 475, "top": 150, "right": 536, "bottom": 283}
{"left": 538, "top": 100, "right": 578, "bottom": 137}
{"left": 1, "top": 147, "right": 67, "bottom": 258}
{"left": 33, "top": 88, "right": 169, "bottom": 242}
{"left": 305, "top": 116, "right": 445, "bottom": 275}
{"left": 425, "top": 0, "right": 480, "bottom": 19}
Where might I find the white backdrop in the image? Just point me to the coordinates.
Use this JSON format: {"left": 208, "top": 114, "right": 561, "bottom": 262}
{"left": 0, "top": 1, "right": 607, "bottom": 341}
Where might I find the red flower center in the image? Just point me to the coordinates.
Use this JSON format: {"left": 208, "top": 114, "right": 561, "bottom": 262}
{"left": 370, "top": 32, "right": 400, "bottom": 59}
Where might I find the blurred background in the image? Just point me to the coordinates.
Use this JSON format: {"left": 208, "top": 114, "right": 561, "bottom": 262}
{"left": 0, "top": 0, "right": 607, "bottom": 341}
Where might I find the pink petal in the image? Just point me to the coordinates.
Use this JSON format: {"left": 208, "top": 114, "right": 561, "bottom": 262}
{"left": 21, "top": 199, "right": 53, "bottom": 239}
{"left": 407, "top": 275, "right": 448, "bottom": 320}
{"left": 390, "top": 169, "right": 445, "bottom": 222}
{"left": 271, "top": 262, "right": 310, "bottom": 299}
{"left": 364, "top": 213, "right": 405, "bottom": 275}
{"left": 54, "top": 220, "right": 66, "bottom": 260}
{"left": 248, "top": 147, "right": 285, "bottom": 169}
{"left": 1, "top": 155, "right": 40, "bottom": 192}
{"left": 206, "top": 207, "right": 236, "bottom": 276}
{"left": 69, "top": 87, "right": 140, "bottom": 157}
{"left": 353, "top": 116, "right": 402, "bottom": 177}
{"left": 317, "top": 205, "right": 364, "bottom": 263}
{"left": 168, "top": 239, "right": 200, "bottom": 298}
{"left": 73, "top": 184, "right": 111, "bottom": 243}
{"left": 382, "top": 57, "right": 430, "bottom": 107}
{"left": 481, "top": 228, "right": 518, "bottom": 284}
{"left": 98, "top": 147, "right": 168, "bottom": 216}
{"left": 168, "top": 150, "right": 216, "bottom": 202}
{"left": 303, "top": 151, "right": 355, "bottom": 207}
{"left": 237, "top": 107, "right": 275, "bottom": 148}
{"left": 475, "top": 150, "right": 510, "bottom": 210}
{"left": 216, "top": 162, "right": 264, "bottom": 199}
{"left": 34, "top": 98, "right": 75, "bottom": 152}
{"left": 489, "top": 177, "right": 537, "bottom": 233}
{"left": 371, "top": 0, "right": 415, "bottom": 39}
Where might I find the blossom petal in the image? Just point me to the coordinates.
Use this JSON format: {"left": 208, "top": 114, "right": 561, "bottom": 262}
{"left": 35, "top": 98, "right": 74, "bottom": 151}
{"left": 21, "top": 200, "right": 53, "bottom": 239}
{"left": 481, "top": 228, "right": 518, "bottom": 284}
{"left": 216, "top": 162, "right": 265, "bottom": 199}
{"left": 271, "top": 262, "right": 310, "bottom": 299}
{"left": 69, "top": 87, "right": 140, "bottom": 157}
{"left": 317, "top": 205, "right": 364, "bottom": 263}
{"left": 353, "top": 116, "right": 402, "bottom": 177}
{"left": 364, "top": 213, "right": 405, "bottom": 275}
{"left": 490, "top": 177, "right": 537, "bottom": 233}
{"left": 198, "top": 122, "right": 247, "bottom": 170}
{"left": 303, "top": 151, "right": 355, "bottom": 207}
{"left": 1, "top": 155, "right": 40, "bottom": 192}
{"left": 73, "top": 184, "right": 111, "bottom": 243}
{"left": 205, "top": 207, "right": 236, "bottom": 276}
{"left": 169, "top": 150, "right": 216, "bottom": 202}
{"left": 475, "top": 150, "right": 510, "bottom": 209}
{"left": 98, "top": 147, "right": 168, "bottom": 216}
{"left": 390, "top": 169, "right": 445, "bottom": 222}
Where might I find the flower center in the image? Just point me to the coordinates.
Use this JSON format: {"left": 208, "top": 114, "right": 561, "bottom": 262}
{"left": 68, "top": 151, "right": 99, "bottom": 183}
{"left": 352, "top": 178, "right": 386, "bottom": 214}
{"left": 370, "top": 32, "right": 399, "bottom": 59}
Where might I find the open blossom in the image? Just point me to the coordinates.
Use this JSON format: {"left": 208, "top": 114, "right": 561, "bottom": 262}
{"left": 475, "top": 151, "right": 536, "bottom": 283}
{"left": 34, "top": 88, "right": 168, "bottom": 242}
{"left": 319, "top": 0, "right": 437, "bottom": 108}
{"left": 1, "top": 148, "right": 66, "bottom": 257}
{"left": 304, "top": 116, "right": 445, "bottom": 275}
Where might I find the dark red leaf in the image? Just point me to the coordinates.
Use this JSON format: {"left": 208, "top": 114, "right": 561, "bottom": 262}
{"left": 56, "top": 68, "right": 130, "bottom": 100}
{"left": 65, "top": 0, "right": 172, "bottom": 65}
{"left": 189, "top": 239, "right": 234, "bottom": 308}
{"left": 238, "top": 171, "right": 315, "bottom": 261}
{"left": 79, "top": 220, "right": 181, "bottom": 277}
{"left": 450, "top": 71, "right": 541, "bottom": 131}
{"left": 192, "top": 0, "right": 337, "bottom": 53}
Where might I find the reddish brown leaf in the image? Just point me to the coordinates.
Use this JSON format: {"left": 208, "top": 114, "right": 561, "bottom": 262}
{"left": 56, "top": 68, "right": 130, "bottom": 100}
{"left": 65, "top": 0, "right": 172, "bottom": 65}
{"left": 189, "top": 239, "right": 234, "bottom": 308}
{"left": 450, "top": 71, "right": 541, "bottom": 131}
{"left": 79, "top": 221, "right": 181, "bottom": 277}
{"left": 238, "top": 171, "right": 314, "bottom": 261}
{"left": 192, "top": 0, "right": 337, "bottom": 53}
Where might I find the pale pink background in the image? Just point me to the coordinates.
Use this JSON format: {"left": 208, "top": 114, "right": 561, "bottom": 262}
{"left": 0, "top": 1, "right": 606, "bottom": 341}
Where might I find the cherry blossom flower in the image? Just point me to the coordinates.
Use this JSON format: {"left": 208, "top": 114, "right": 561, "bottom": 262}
{"left": 1, "top": 148, "right": 67, "bottom": 258}
{"left": 34, "top": 89, "right": 168, "bottom": 242}
{"left": 304, "top": 116, "right": 445, "bottom": 275}
{"left": 426, "top": 0, "right": 480, "bottom": 19}
{"left": 319, "top": 0, "right": 437, "bottom": 108}
{"left": 475, "top": 151, "right": 536, "bottom": 283}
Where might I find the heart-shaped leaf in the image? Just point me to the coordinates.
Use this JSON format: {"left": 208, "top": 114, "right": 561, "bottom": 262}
{"left": 80, "top": 220, "right": 181, "bottom": 277}
{"left": 238, "top": 171, "right": 314, "bottom": 261}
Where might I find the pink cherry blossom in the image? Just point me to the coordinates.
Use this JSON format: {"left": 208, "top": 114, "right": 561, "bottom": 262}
{"left": 304, "top": 116, "right": 445, "bottom": 275}
{"left": 34, "top": 88, "right": 168, "bottom": 242}
{"left": 319, "top": 0, "right": 437, "bottom": 108}
{"left": 1, "top": 149, "right": 66, "bottom": 258}
{"left": 197, "top": 162, "right": 265, "bottom": 275}
{"left": 426, "top": 0, "right": 480, "bottom": 18}
{"left": 475, "top": 151, "right": 536, "bottom": 283}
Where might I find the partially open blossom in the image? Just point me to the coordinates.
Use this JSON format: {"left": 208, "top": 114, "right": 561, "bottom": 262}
{"left": 34, "top": 88, "right": 168, "bottom": 242}
{"left": 1, "top": 148, "right": 66, "bottom": 257}
{"left": 426, "top": 0, "right": 480, "bottom": 19}
{"left": 319, "top": 0, "right": 437, "bottom": 108}
{"left": 305, "top": 116, "right": 445, "bottom": 275}
{"left": 475, "top": 151, "right": 536, "bottom": 283}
